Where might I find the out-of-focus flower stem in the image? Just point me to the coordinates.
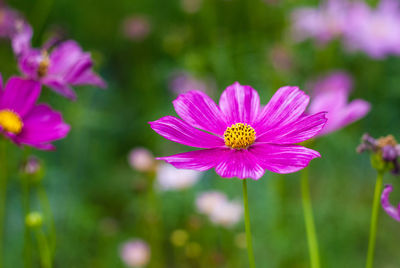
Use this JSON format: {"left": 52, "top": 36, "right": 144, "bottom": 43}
{"left": 37, "top": 184, "right": 56, "bottom": 257}
{"left": 35, "top": 228, "right": 52, "bottom": 268}
{"left": 21, "top": 148, "right": 32, "bottom": 268}
{"left": 301, "top": 167, "right": 320, "bottom": 268}
{"left": 366, "top": 171, "right": 384, "bottom": 268}
{"left": 147, "top": 173, "right": 164, "bottom": 268}
{"left": 242, "top": 179, "right": 256, "bottom": 268}
{"left": 0, "top": 139, "right": 8, "bottom": 268}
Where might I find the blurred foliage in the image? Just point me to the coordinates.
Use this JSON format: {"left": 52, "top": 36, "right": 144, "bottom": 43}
{"left": 1, "top": 0, "right": 400, "bottom": 267}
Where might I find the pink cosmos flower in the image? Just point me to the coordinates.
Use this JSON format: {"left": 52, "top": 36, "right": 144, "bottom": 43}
{"left": 120, "top": 239, "right": 151, "bottom": 267}
{"left": 150, "top": 82, "right": 327, "bottom": 180}
{"left": 0, "top": 76, "right": 70, "bottom": 150}
{"left": 122, "top": 15, "right": 151, "bottom": 41}
{"left": 381, "top": 184, "right": 400, "bottom": 221}
{"left": 0, "top": 5, "right": 23, "bottom": 38}
{"left": 17, "top": 39, "right": 106, "bottom": 100}
{"left": 307, "top": 72, "right": 370, "bottom": 136}
{"left": 291, "top": 0, "right": 350, "bottom": 44}
{"left": 343, "top": 0, "right": 400, "bottom": 59}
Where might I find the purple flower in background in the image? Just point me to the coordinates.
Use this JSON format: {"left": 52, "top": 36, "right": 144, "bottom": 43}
{"left": 0, "top": 5, "right": 23, "bottom": 38}
{"left": 122, "top": 15, "right": 151, "bottom": 41}
{"left": 307, "top": 72, "right": 370, "bottom": 136}
{"left": 120, "top": 239, "right": 151, "bottom": 267}
{"left": 150, "top": 82, "right": 327, "bottom": 180}
{"left": 381, "top": 184, "right": 400, "bottom": 221}
{"left": 343, "top": 0, "right": 400, "bottom": 59}
{"left": 168, "top": 71, "right": 215, "bottom": 96}
{"left": 291, "top": 0, "right": 350, "bottom": 44}
{"left": 357, "top": 134, "right": 400, "bottom": 174}
{"left": 0, "top": 76, "right": 70, "bottom": 150}
{"left": 17, "top": 40, "right": 106, "bottom": 100}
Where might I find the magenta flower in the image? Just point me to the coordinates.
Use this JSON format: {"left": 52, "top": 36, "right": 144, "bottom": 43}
{"left": 0, "top": 76, "right": 70, "bottom": 150}
{"left": 307, "top": 72, "right": 370, "bottom": 136}
{"left": 17, "top": 40, "right": 106, "bottom": 100}
{"left": 381, "top": 184, "right": 400, "bottom": 221}
{"left": 150, "top": 82, "right": 327, "bottom": 180}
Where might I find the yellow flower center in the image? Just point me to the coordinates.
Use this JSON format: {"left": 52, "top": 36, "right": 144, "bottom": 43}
{"left": 37, "top": 51, "right": 50, "bottom": 78}
{"left": 0, "top": 109, "right": 23, "bottom": 134}
{"left": 224, "top": 123, "right": 256, "bottom": 149}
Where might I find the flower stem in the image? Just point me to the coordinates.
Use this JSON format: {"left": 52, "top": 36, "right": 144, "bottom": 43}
{"left": 242, "top": 179, "right": 256, "bottom": 268}
{"left": 0, "top": 139, "right": 8, "bottom": 268}
{"left": 34, "top": 229, "right": 52, "bottom": 268}
{"left": 21, "top": 175, "right": 32, "bottom": 267}
{"left": 366, "top": 171, "right": 384, "bottom": 268}
{"left": 37, "top": 184, "right": 56, "bottom": 258}
{"left": 301, "top": 167, "right": 320, "bottom": 268}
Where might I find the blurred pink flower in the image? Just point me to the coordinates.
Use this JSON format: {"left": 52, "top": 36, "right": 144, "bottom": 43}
{"left": 122, "top": 15, "right": 151, "bottom": 41}
{"left": 150, "top": 82, "right": 327, "bottom": 180}
{"left": 0, "top": 76, "right": 70, "bottom": 150}
{"left": 291, "top": 0, "right": 350, "bottom": 44}
{"left": 269, "top": 45, "right": 293, "bottom": 72}
{"left": 381, "top": 184, "right": 400, "bottom": 221}
{"left": 343, "top": 0, "right": 400, "bottom": 58}
{"left": 0, "top": 5, "right": 22, "bottom": 38}
{"left": 156, "top": 163, "right": 201, "bottom": 191}
{"left": 196, "top": 191, "right": 228, "bottom": 215}
{"left": 181, "top": 0, "right": 202, "bottom": 14}
{"left": 128, "top": 147, "right": 155, "bottom": 172}
{"left": 18, "top": 40, "right": 106, "bottom": 100}
{"left": 209, "top": 200, "right": 243, "bottom": 228}
{"left": 168, "top": 71, "right": 215, "bottom": 96}
{"left": 120, "top": 239, "right": 150, "bottom": 267}
{"left": 307, "top": 71, "right": 370, "bottom": 136}
{"left": 196, "top": 191, "right": 243, "bottom": 228}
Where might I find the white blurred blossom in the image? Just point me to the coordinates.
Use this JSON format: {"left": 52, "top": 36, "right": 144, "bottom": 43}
{"left": 120, "top": 239, "right": 150, "bottom": 267}
{"left": 156, "top": 163, "right": 201, "bottom": 191}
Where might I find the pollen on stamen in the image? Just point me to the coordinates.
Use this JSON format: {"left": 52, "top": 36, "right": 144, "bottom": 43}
{"left": 0, "top": 109, "right": 23, "bottom": 134}
{"left": 224, "top": 123, "right": 256, "bottom": 149}
{"left": 37, "top": 51, "right": 50, "bottom": 78}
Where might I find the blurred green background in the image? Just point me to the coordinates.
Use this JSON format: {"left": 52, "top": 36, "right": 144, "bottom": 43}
{"left": 1, "top": 0, "right": 400, "bottom": 267}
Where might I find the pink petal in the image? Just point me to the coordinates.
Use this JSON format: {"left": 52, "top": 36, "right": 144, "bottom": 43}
{"left": 158, "top": 148, "right": 226, "bottom": 171}
{"left": 70, "top": 69, "right": 107, "bottom": 88}
{"left": 0, "top": 77, "right": 40, "bottom": 117}
{"left": 158, "top": 147, "right": 265, "bottom": 180}
{"left": 381, "top": 184, "right": 400, "bottom": 221}
{"left": 149, "top": 116, "right": 224, "bottom": 148}
{"left": 13, "top": 104, "right": 70, "bottom": 150}
{"left": 319, "top": 99, "right": 370, "bottom": 135}
{"left": 257, "top": 112, "right": 327, "bottom": 144}
{"left": 42, "top": 78, "right": 77, "bottom": 100}
{"left": 254, "top": 86, "right": 309, "bottom": 134}
{"left": 173, "top": 90, "right": 227, "bottom": 135}
{"left": 215, "top": 149, "right": 265, "bottom": 180}
{"left": 48, "top": 40, "right": 86, "bottom": 75}
{"left": 219, "top": 82, "right": 261, "bottom": 125}
{"left": 250, "top": 143, "right": 320, "bottom": 174}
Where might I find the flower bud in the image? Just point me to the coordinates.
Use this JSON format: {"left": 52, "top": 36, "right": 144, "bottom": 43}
{"left": 25, "top": 211, "right": 43, "bottom": 228}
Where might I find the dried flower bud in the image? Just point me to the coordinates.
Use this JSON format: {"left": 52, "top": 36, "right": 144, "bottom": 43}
{"left": 358, "top": 133, "right": 400, "bottom": 174}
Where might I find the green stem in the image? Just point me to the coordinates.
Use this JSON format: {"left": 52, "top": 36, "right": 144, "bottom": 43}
{"left": 37, "top": 184, "right": 56, "bottom": 257}
{"left": 301, "top": 168, "right": 320, "bottom": 268}
{"left": 242, "top": 179, "right": 256, "bottom": 268}
{"left": 34, "top": 229, "right": 52, "bottom": 268}
{"left": 21, "top": 147, "right": 32, "bottom": 268}
{"left": 21, "top": 175, "right": 32, "bottom": 268}
{"left": 0, "top": 139, "right": 8, "bottom": 268}
{"left": 366, "top": 171, "right": 384, "bottom": 268}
